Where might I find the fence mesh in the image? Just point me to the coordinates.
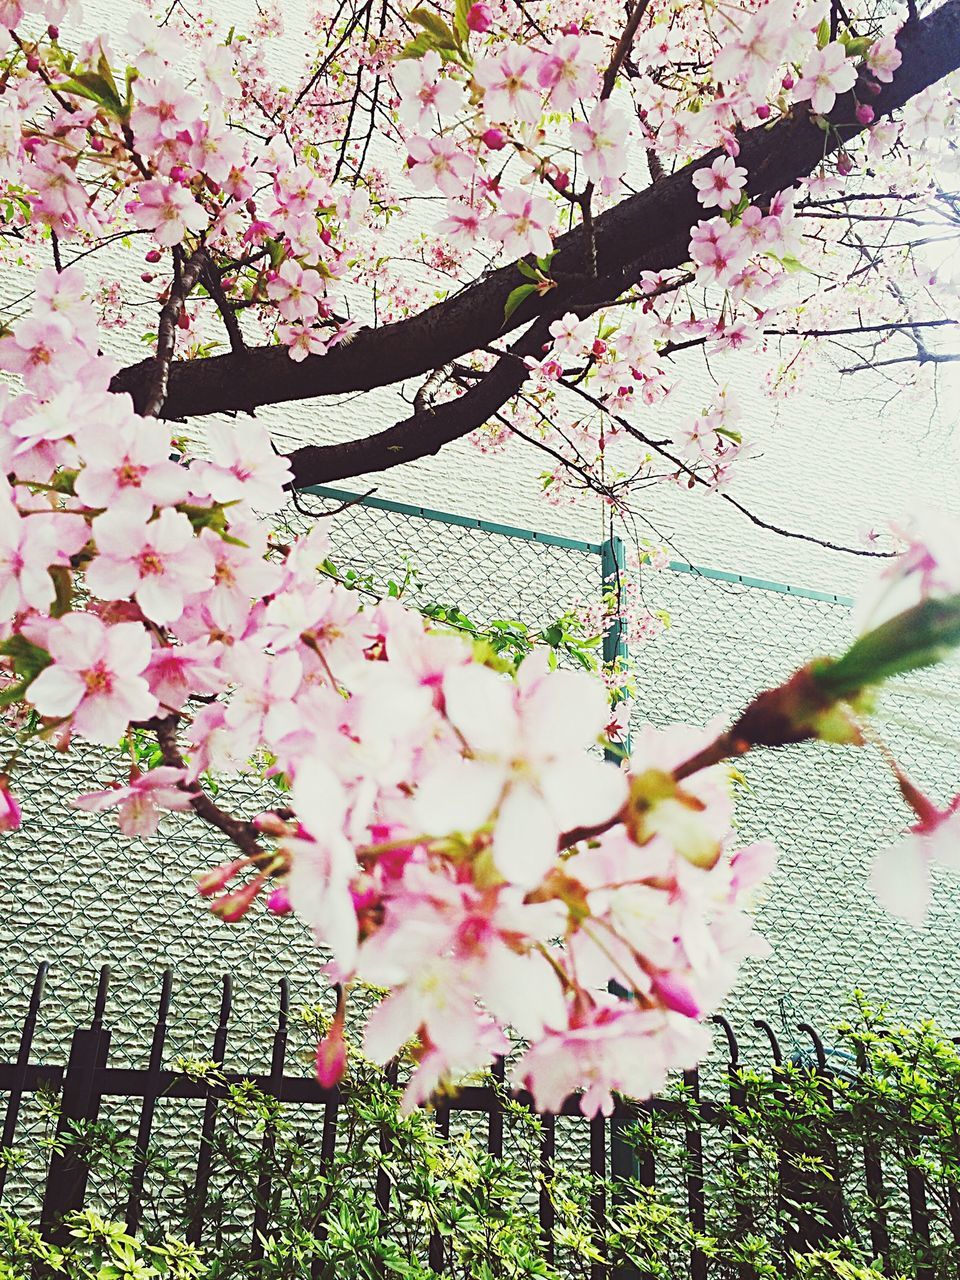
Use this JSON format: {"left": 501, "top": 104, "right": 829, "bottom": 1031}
{"left": 2, "top": 486, "right": 960, "bottom": 1081}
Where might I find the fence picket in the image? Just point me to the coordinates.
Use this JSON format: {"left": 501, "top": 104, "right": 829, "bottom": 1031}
{"left": 250, "top": 978, "right": 289, "bottom": 1263}
{"left": 186, "top": 975, "right": 232, "bottom": 1246}
{"left": 40, "top": 966, "right": 111, "bottom": 1242}
{"left": 0, "top": 962, "right": 48, "bottom": 1205}
{"left": 125, "top": 968, "right": 173, "bottom": 1235}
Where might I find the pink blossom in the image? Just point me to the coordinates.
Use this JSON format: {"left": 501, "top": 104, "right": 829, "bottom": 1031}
{"left": 190, "top": 421, "right": 294, "bottom": 513}
{"left": 692, "top": 154, "right": 748, "bottom": 210}
{"left": 537, "top": 34, "right": 603, "bottom": 111}
{"left": 0, "top": 496, "right": 86, "bottom": 621}
{"left": 0, "top": 315, "right": 88, "bottom": 399}
{"left": 866, "top": 34, "right": 902, "bottom": 84}
{"left": 393, "top": 50, "right": 464, "bottom": 129}
{"left": 27, "top": 613, "right": 157, "bottom": 745}
{"left": 474, "top": 47, "right": 542, "bottom": 124}
{"left": 871, "top": 788, "right": 960, "bottom": 927}
{"left": 416, "top": 654, "right": 627, "bottom": 887}
{"left": 131, "top": 179, "right": 208, "bottom": 247}
{"left": 436, "top": 201, "right": 482, "bottom": 248}
{"left": 74, "top": 414, "right": 188, "bottom": 511}
{"left": 86, "top": 507, "right": 215, "bottom": 625}
{"left": 465, "top": 2, "right": 493, "bottom": 33}
{"left": 569, "top": 101, "right": 629, "bottom": 187}
{"left": 406, "top": 135, "right": 475, "bottom": 197}
{"left": 794, "top": 41, "right": 857, "bottom": 115}
{"left": 278, "top": 323, "right": 330, "bottom": 361}
{"left": 487, "top": 187, "right": 554, "bottom": 259}
{"left": 266, "top": 259, "right": 327, "bottom": 322}
{"left": 689, "top": 218, "right": 751, "bottom": 286}
{"left": 74, "top": 766, "right": 193, "bottom": 838}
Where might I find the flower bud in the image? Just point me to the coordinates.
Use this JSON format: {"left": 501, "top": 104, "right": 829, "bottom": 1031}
{"left": 196, "top": 858, "right": 245, "bottom": 897}
{"left": 466, "top": 2, "right": 494, "bottom": 33}
{"left": 315, "top": 1023, "right": 347, "bottom": 1088}
{"left": 0, "top": 779, "right": 22, "bottom": 833}
{"left": 145, "top": 249, "right": 162, "bottom": 263}
{"left": 481, "top": 127, "right": 506, "bottom": 151}
{"left": 89, "top": 135, "right": 105, "bottom": 152}
{"left": 856, "top": 103, "right": 875, "bottom": 124}
{"left": 781, "top": 74, "right": 794, "bottom": 90}
{"left": 141, "top": 272, "right": 154, "bottom": 283}
{"left": 47, "top": 24, "right": 59, "bottom": 39}
{"left": 210, "top": 876, "right": 265, "bottom": 922}
{"left": 756, "top": 104, "right": 771, "bottom": 120}
{"left": 26, "top": 54, "right": 40, "bottom": 73}
{"left": 837, "top": 151, "right": 853, "bottom": 176}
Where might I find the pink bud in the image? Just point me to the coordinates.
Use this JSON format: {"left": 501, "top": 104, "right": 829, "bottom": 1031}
{"left": 553, "top": 169, "right": 570, "bottom": 191}
{"left": 561, "top": 21, "right": 579, "bottom": 34}
{"left": 211, "top": 876, "right": 265, "bottom": 922}
{"left": 836, "top": 150, "right": 853, "bottom": 176}
{"left": 89, "top": 135, "right": 105, "bottom": 152}
{"left": 591, "top": 338, "right": 607, "bottom": 357}
{"left": 26, "top": 54, "right": 40, "bottom": 73}
{"left": 266, "top": 885, "right": 292, "bottom": 915}
{"left": 0, "top": 780, "right": 22, "bottom": 834}
{"left": 756, "top": 104, "right": 771, "bottom": 120}
{"left": 466, "top": 2, "right": 494, "bottom": 33}
{"left": 315, "top": 1027, "right": 347, "bottom": 1088}
{"left": 319, "top": 227, "right": 332, "bottom": 244}
{"left": 481, "top": 127, "right": 506, "bottom": 151}
{"left": 145, "top": 249, "right": 162, "bottom": 263}
{"left": 245, "top": 198, "right": 257, "bottom": 215}
{"left": 177, "top": 309, "right": 190, "bottom": 330}
{"left": 47, "top": 24, "right": 59, "bottom": 39}
{"left": 169, "top": 165, "right": 188, "bottom": 184}
{"left": 196, "top": 858, "right": 244, "bottom": 897}
{"left": 781, "top": 74, "right": 794, "bottom": 90}
{"left": 856, "top": 103, "right": 875, "bottom": 125}
{"left": 141, "top": 272, "right": 154, "bottom": 283}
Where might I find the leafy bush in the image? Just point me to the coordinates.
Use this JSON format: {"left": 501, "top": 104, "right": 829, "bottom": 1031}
{"left": 3, "top": 1000, "right": 958, "bottom": 1278}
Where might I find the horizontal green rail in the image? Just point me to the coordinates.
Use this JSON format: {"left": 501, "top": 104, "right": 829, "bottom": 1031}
{"left": 302, "top": 485, "right": 855, "bottom": 608}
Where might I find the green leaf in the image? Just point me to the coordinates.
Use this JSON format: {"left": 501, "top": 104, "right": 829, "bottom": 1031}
{"left": 816, "top": 15, "right": 831, "bottom": 47}
{"left": 453, "top": 0, "right": 470, "bottom": 44}
{"left": 407, "top": 7, "right": 458, "bottom": 47}
{"left": 516, "top": 259, "right": 540, "bottom": 282}
{"left": 503, "top": 282, "right": 537, "bottom": 322}
{"left": 398, "top": 31, "right": 438, "bottom": 59}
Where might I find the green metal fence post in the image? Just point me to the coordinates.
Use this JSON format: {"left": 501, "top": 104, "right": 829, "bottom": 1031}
{"left": 601, "top": 535, "right": 645, "bottom": 1279}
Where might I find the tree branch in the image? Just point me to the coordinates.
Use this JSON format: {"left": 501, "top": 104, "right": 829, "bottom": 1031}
{"left": 108, "top": 0, "right": 960, "bottom": 427}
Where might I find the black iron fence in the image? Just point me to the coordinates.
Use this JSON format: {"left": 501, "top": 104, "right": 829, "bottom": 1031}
{"left": 1, "top": 965, "right": 957, "bottom": 1278}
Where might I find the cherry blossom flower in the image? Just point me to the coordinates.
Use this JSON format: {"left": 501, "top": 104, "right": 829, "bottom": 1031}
{"left": 474, "top": 47, "right": 542, "bottom": 123}
{"left": 74, "top": 413, "right": 188, "bottom": 511}
{"left": 266, "top": 260, "right": 327, "bottom": 322}
{"left": 871, "top": 789, "right": 960, "bottom": 926}
{"left": 569, "top": 101, "right": 630, "bottom": 187}
{"left": 74, "top": 766, "right": 193, "bottom": 838}
{"left": 487, "top": 188, "right": 554, "bottom": 259}
{"left": 393, "top": 50, "right": 465, "bottom": 128}
{"left": 867, "top": 34, "right": 902, "bottom": 83}
{"left": 417, "top": 655, "right": 627, "bottom": 887}
{"left": 692, "top": 155, "right": 748, "bottom": 210}
{"left": 537, "top": 34, "right": 603, "bottom": 110}
{"left": 86, "top": 507, "right": 215, "bottom": 625}
{"left": 27, "top": 613, "right": 157, "bottom": 745}
{"left": 794, "top": 41, "right": 857, "bottom": 115}
{"left": 0, "top": 777, "right": 21, "bottom": 833}
{"left": 131, "top": 179, "right": 208, "bottom": 247}
{"left": 406, "top": 135, "right": 475, "bottom": 197}
{"left": 190, "top": 421, "right": 294, "bottom": 513}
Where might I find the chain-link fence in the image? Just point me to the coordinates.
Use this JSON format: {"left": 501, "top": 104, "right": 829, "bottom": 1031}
{"left": 3, "top": 484, "right": 959, "bottom": 1088}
